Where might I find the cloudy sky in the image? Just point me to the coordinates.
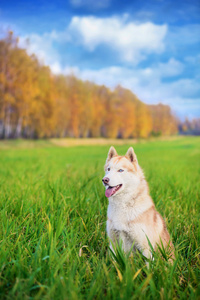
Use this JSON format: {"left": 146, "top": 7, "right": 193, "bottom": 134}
{"left": 0, "top": 0, "right": 200, "bottom": 119}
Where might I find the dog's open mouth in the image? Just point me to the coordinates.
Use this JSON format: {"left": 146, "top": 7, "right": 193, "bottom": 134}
{"left": 105, "top": 184, "right": 122, "bottom": 198}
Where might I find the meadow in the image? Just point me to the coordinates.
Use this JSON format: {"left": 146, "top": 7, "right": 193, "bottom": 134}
{"left": 0, "top": 137, "right": 199, "bottom": 299}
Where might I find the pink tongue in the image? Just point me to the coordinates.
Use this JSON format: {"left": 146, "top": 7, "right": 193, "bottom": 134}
{"left": 105, "top": 187, "right": 115, "bottom": 198}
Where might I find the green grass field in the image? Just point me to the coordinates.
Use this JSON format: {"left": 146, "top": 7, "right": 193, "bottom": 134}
{"left": 0, "top": 137, "right": 199, "bottom": 299}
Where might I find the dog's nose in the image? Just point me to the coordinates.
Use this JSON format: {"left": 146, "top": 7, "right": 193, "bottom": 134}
{"left": 102, "top": 177, "right": 110, "bottom": 185}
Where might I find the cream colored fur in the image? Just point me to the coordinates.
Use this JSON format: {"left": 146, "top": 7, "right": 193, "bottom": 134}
{"left": 102, "top": 146, "right": 174, "bottom": 261}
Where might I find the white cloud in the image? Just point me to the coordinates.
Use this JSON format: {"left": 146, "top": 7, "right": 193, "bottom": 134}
{"left": 58, "top": 62, "right": 199, "bottom": 118}
{"left": 19, "top": 30, "right": 70, "bottom": 66}
{"left": 50, "top": 61, "right": 62, "bottom": 74}
{"left": 156, "top": 58, "right": 184, "bottom": 77}
{"left": 68, "top": 16, "right": 167, "bottom": 63}
{"left": 18, "top": 16, "right": 167, "bottom": 66}
{"left": 61, "top": 58, "right": 184, "bottom": 88}
{"left": 19, "top": 32, "right": 59, "bottom": 65}
{"left": 51, "top": 62, "right": 80, "bottom": 76}
{"left": 15, "top": 16, "right": 199, "bottom": 119}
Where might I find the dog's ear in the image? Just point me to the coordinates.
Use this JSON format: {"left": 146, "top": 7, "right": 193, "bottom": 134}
{"left": 106, "top": 146, "right": 117, "bottom": 163}
{"left": 125, "top": 147, "right": 138, "bottom": 164}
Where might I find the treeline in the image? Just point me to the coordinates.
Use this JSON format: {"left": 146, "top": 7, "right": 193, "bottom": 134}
{"left": 179, "top": 118, "right": 200, "bottom": 135}
{"left": 0, "top": 31, "right": 178, "bottom": 139}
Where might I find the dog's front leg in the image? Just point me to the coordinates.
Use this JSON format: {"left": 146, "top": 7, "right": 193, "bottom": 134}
{"left": 142, "top": 248, "right": 153, "bottom": 268}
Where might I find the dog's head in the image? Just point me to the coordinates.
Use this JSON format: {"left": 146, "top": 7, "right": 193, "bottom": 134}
{"left": 102, "top": 146, "right": 140, "bottom": 198}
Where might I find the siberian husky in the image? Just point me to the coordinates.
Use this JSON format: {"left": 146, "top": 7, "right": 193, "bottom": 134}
{"left": 102, "top": 146, "right": 174, "bottom": 262}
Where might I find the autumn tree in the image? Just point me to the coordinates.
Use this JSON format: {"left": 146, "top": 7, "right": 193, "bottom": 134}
{"left": 114, "top": 86, "right": 137, "bottom": 138}
{"left": 54, "top": 75, "right": 70, "bottom": 137}
{"left": 0, "top": 31, "right": 178, "bottom": 139}
{"left": 149, "top": 104, "right": 177, "bottom": 136}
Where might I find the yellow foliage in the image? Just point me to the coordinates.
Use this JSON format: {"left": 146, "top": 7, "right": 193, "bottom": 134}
{"left": 0, "top": 31, "right": 178, "bottom": 139}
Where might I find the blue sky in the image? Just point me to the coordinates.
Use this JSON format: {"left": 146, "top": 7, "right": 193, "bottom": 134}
{"left": 0, "top": 0, "right": 200, "bottom": 119}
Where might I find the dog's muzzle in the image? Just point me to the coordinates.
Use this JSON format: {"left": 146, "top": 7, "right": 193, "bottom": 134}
{"left": 102, "top": 177, "right": 110, "bottom": 185}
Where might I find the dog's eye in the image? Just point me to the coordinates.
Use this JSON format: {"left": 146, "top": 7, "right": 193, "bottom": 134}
{"left": 107, "top": 168, "right": 110, "bottom": 171}
{"left": 118, "top": 169, "right": 124, "bottom": 172}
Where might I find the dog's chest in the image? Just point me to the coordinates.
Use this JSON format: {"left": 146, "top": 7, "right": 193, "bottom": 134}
{"left": 107, "top": 203, "right": 145, "bottom": 252}
{"left": 107, "top": 202, "right": 138, "bottom": 231}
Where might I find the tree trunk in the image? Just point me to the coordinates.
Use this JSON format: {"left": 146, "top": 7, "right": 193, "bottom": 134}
{"left": 4, "top": 106, "right": 11, "bottom": 138}
{"left": 15, "top": 117, "right": 22, "bottom": 138}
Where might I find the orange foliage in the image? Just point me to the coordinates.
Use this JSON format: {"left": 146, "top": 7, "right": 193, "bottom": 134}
{"left": 0, "top": 32, "right": 178, "bottom": 139}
